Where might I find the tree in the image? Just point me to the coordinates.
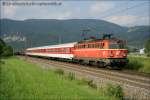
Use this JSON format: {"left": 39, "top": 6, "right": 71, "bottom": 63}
{"left": 2, "top": 45, "right": 13, "bottom": 57}
{"left": 0, "top": 38, "right": 5, "bottom": 58}
{"left": 0, "top": 38, "right": 13, "bottom": 58}
{"left": 145, "top": 38, "right": 150, "bottom": 57}
{"left": 0, "top": 44, "right": 3, "bottom": 58}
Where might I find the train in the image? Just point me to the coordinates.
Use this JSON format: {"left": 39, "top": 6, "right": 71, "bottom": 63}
{"left": 25, "top": 34, "right": 128, "bottom": 69}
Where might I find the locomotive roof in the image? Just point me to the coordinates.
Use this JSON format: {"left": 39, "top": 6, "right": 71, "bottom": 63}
{"left": 26, "top": 42, "right": 77, "bottom": 50}
{"left": 78, "top": 37, "right": 122, "bottom": 44}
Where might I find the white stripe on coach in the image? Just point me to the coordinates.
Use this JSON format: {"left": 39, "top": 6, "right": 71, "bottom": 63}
{"left": 26, "top": 53, "right": 74, "bottom": 59}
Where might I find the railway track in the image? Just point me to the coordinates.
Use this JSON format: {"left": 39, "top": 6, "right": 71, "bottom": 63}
{"left": 20, "top": 56, "right": 150, "bottom": 90}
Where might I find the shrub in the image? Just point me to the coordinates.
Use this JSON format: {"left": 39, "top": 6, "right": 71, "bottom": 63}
{"left": 87, "top": 80, "right": 97, "bottom": 89}
{"left": 105, "top": 84, "right": 124, "bottom": 100}
{"left": 77, "top": 78, "right": 89, "bottom": 85}
{"left": 77, "top": 79, "right": 97, "bottom": 89}
{"left": 54, "top": 69, "right": 64, "bottom": 75}
{"left": 67, "top": 72, "right": 75, "bottom": 80}
{"left": 125, "top": 60, "right": 143, "bottom": 70}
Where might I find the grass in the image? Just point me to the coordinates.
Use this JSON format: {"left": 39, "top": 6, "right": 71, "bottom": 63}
{"left": 54, "top": 69, "right": 64, "bottom": 75}
{"left": 67, "top": 72, "right": 75, "bottom": 81}
{"left": 104, "top": 84, "right": 123, "bottom": 100}
{"left": 125, "top": 56, "right": 150, "bottom": 74}
{"left": 77, "top": 79, "right": 97, "bottom": 89}
{"left": 0, "top": 57, "right": 115, "bottom": 100}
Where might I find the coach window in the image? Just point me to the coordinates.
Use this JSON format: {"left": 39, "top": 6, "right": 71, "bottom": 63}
{"left": 82, "top": 45, "right": 84, "bottom": 48}
{"left": 91, "top": 44, "right": 93, "bottom": 48}
{"left": 89, "top": 44, "right": 91, "bottom": 48}
{"left": 87, "top": 44, "right": 89, "bottom": 48}
{"left": 94, "top": 44, "right": 96, "bottom": 48}
{"left": 75, "top": 45, "right": 77, "bottom": 48}
{"left": 81, "top": 45, "right": 84, "bottom": 48}
{"left": 99, "top": 43, "right": 102, "bottom": 49}
{"left": 75, "top": 45, "right": 77, "bottom": 49}
{"left": 79, "top": 45, "right": 81, "bottom": 48}
{"left": 83, "top": 45, "right": 84, "bottom": 48}
{"left": 78, "top": 45, "right": 81, "bottom": 48}
{"left": 96, "top": 43, "right": 99, "bottom": 48}
{"left": 78, "top": 45, "right": 80, "bottom": 48}
{"left": 90, "top": 44, "right": 92, "bottom": 48}
{"left": 93, "top": 44, "right": 95, "bottom": 48}
{"left": 101, "top": 43, "right": 104, "bottom": 48}
{"left": 85, "top": 44, "right": 87, "bottom": 48}
{"left": 95, "top": 44, "right": 97, "bottom": 48}
{"left": 88, "top": 44, "right": 90, "bottom": 48}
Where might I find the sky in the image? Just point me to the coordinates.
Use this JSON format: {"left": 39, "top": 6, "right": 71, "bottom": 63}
{"left": 0, "top": 0, "right": 150, "bottom": 26}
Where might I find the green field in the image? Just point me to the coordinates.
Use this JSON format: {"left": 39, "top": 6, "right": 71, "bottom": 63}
{"left": 125, "top": 56, "right": 150, "bottom": 74}
{"left": 0, "top": 57, "right": 115, "bottom": 100}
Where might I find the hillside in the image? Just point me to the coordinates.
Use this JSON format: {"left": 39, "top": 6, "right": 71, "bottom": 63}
{"left": 0, "top": 19, "right": 149, "bottom": 50}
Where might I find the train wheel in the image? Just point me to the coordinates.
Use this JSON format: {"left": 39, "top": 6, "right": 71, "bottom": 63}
{"left": 89, "top": 61, "right": 94, "bottom": 66}
{"left": 97, "top": 61, "right": 105, "bottom": 68}
{"left": 79, "top": 60, "right": 84, "bottom": 65}
{"left": 106, "top": 65, "right": 113, "bottom": 69}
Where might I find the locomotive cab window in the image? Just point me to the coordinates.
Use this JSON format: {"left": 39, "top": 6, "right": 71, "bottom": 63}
{"left": 99, "top": 43, "right": 104, "bottom": 49}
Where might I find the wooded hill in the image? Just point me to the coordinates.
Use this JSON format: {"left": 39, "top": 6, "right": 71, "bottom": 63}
{"left": 1, "top": 19, "right": 149, "bottom": 50}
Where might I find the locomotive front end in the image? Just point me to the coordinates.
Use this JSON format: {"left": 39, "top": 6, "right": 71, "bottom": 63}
{"left": 106, "top": 39, "right": 129, "bottom": 68}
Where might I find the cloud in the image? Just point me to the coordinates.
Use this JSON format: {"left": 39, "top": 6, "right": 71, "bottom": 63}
{"left": 1, "top": 5, "right": 17, "bottom": 17}
{"left": 0, "top": 0, "right": 73, "bottom": 20}
{"left": 1, "top": 4, "right": 72, "bottom": 20}
{"left": 90, "top": 2, "right": 114, "bottom": 14}
{"left": 57, "top": 12, "right": 72, "bottom": 19}
{"left": 104, "top": 15, "right": 149, "bottom": 26}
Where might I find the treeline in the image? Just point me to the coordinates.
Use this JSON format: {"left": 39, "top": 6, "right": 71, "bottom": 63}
{"left": 0, "top": 38, "right": 13, "bottom": 58}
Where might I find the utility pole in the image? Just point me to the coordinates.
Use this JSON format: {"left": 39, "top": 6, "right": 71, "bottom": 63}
{"left": 82, "top": 29, "right": 91, "bottom": 40}
{"left": 58, "top": 35, "right": 62, "bottom": 44}
{"left": 24, "top": 36, "right": 27, "bottom": 60}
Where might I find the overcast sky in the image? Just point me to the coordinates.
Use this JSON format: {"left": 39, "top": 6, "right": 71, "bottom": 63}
{"left": 0, "top": 0, "right": 150, "bottom": 26}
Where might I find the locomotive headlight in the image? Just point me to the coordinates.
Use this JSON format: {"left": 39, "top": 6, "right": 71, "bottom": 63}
{"left": 103, "top": 51, "right": 105, "bottom": 56}
{"left": 116, "top": 51, "right": 120, "bottom": 56}
{"left": 123, "top": 52, "right": 126, "bottom": 57}
{"left": 109, "top": 51, "right": 113, "bottom": 57}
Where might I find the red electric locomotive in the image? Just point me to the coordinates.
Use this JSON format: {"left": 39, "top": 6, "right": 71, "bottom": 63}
{"left": 73, "top": 34, "right": 128, "bottom": 68}
{"left": 25, "top": 34, "right": 128, "bottom": 69}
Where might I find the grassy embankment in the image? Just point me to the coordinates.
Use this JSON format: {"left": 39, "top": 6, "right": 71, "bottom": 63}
{"left": 0, "top": 57, "right": 120, "bottom": 100}
{"left": 125, "top": 56, "right": 150, "bottom": 74}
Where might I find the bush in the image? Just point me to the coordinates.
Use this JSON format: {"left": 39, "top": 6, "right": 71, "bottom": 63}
{"left": 87, "top": 80, "right": 97, "bottom": 89}
{"left": 105, "top": 84, "right": 124, "bottom": 100}
{"left": 54, "top": 69, "right": 64, "bottom": 75}
{"left": 125, "top": 60, "right": 143, "bottom": 70}
{"left": 77, "top": 78, "right": 89, "bottom": 85}
{"left": 0, "top": 44, "right": 3, "bottom": 57}
{"left": 78, "top": 79, "right": 97, "bottom": 89}
{"left": 0, "top": 38, "right": 13, "bottom": 58}
{"left": 67, "top": 72, "right": 75, "bottom": 80}
{"left": 2, "top": 45, "right": 13, "bottom": 57}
